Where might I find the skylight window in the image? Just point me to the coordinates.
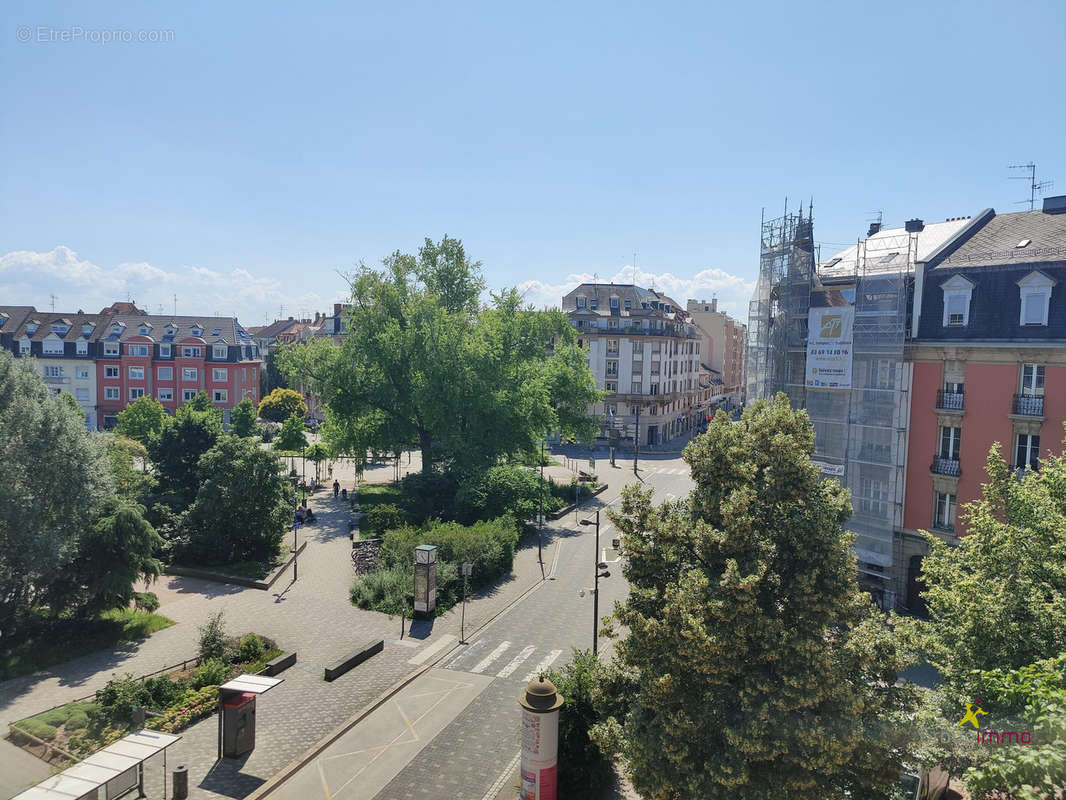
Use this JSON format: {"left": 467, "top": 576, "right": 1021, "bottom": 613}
{"left": 879, "top": 252, "right": 901, "bottom": 264}
{"left": 1016, "top": 239, "right": 1031, "bottom": 249}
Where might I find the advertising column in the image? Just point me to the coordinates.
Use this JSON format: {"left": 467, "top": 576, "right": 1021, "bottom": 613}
{"left": 518, "top": 677, "right": 564, "bottom": 800}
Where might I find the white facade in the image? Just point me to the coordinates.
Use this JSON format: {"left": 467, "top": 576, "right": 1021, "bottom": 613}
{"left": 38, "top": 356, "right": 98, "bottom": 429}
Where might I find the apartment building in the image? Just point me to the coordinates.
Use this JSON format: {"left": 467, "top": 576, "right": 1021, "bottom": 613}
{"left": 563, "top": 283, "right": 705, "bottom": 445}
{"left": 95, "top": 314, "right": 261, "bottom": 427}
{"left": 2, "top": 303, "right": 261, "bottom": 429}
{"left": 686, "top": 298, "right": 747, "bottom": 407}
{"left": 901, "top": 197, "right": 1066, "bottom": 611}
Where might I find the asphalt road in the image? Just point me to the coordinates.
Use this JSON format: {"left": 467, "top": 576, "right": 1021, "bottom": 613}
{"left": 271, "top": 450, "right": 696, "bottom": 800}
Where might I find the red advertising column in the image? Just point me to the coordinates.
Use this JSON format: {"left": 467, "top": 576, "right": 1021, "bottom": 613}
{"left": 518, "top": 676, "right": 564, "bottom": 800}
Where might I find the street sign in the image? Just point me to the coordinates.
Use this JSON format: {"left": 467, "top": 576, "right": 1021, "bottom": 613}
{"left": 462, "top": 562, "right": 473, "bottom": 577}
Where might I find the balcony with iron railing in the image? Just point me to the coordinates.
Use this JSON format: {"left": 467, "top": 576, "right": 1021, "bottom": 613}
{"left": 936, "top": 390, "right": 964, "bottom": 412}
{"left": 930, "top": 454, "right": 961, "bottom": 477}
{"left": 1012, "top": 394, "right": 1044, "bottom": 417}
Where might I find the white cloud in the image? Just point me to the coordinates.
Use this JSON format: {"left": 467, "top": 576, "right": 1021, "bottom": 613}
{"left": 0, "top": 246, "right": 333, "bottom": 326}
{"left": 511, "top": 264, "right": 755, "bottom": 322}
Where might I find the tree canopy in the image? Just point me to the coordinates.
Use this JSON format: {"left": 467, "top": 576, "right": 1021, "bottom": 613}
{"left": 230, "top": 396, "right": 257, "bottom": 437}
{"left": 147, "top": 405, "right": 222, "bottom": 510}
{"left": 116, "top": 395, "right": 167, "bottom": 446}
{"left": 258, "top": 387, "right": 307, "bottom": 422}
{"left": 594, "top": 396, "right": 917, "bottom": 800}
{"left": 283, "top": 235, "right": 599, "bottom": 473}
{"left": 274, "top": 412, "right": 307, "bottom": 452}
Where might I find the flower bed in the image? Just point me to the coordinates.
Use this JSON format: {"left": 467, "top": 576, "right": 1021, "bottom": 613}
{"left": 9, "top": 633, "right": 281, "bottom": 764}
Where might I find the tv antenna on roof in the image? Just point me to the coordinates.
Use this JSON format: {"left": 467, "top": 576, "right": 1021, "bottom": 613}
{"left": 49, "top": 293, "right": 57, "bottom": 312}
{"left": 1009, "top": 162, "right": 1054, "bottom": 210}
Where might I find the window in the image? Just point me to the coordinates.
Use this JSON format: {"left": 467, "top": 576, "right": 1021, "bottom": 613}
{"left": 105, "top": 366, "right": 119, "bottom": 378}
{"left": 630, "top": 405, "right": 639, "bottom": 416}
{"left": 44, "top": 365, "right": 63, "bottom": 377}
{"left": 75, "top": 388, "right": 89, "bottom": 402}
{"left": 158, "top": 388, "right": 174, "bottom": 402}
{"left": 128, "top": 366, "right": 144, "bottom": 380}
{"left": 650, "top": 383, "right": 659, "bottom": 395}
{"left": 213, "top": 368, "right": 227, "bottom": 382}
{"left": 26, "top": 323, "right": 38, "bottom": 335}
{"left": 576, "top": 297, "right": 586, "bottom": 309}
{"left": 605, "top": 381, "right": 617, "bottom": 392}
{"left": 649, "top": 405, "right": 658, "bottom": 416}
{"left": 82, "top": 324, "right": 94, "bottom": 336}
{"left": 1017, "top": 271, "right": 1055, "bottom": 326}
{"left": 934, "top": 491, "right": 956, "bottom": 531}
{"left": 606, "top": 360, "right": 618, "bottom": 377}
{"left": 624, "top": 299, "right": 632, "bottom": 311}
{"left": 43, "top": 338, "right": 63, "bottom": 355}
{"left": 128, "top": 344, "right": 149, "bottom": 357}
{"left": 159, "top": 344, "right": 171, "bottom": 358}
{"left": 610, "top": 297, "right": 619, "bottom": 310}
{"left": 19, "top": 338, "right": 30, "bottom": 354}
{"left": 104, "top": 387, "right": 120, "bottom": 400}
{"left": 941, "top": 275, "right": 974, "bottom": 327}
{"left": 138, "top": 324, "right": 151, "bottom": 335}
{"left": 191, "top": 327, "right": 202, "bottom": 337}
{"left": 183, "top": 389, "right": 198, "bottom": 402}
{"left": 76, "top": 367, "right": 89, "bottom": 379}
{"left": 650, "top": 361, "right": 660, "bottom": 375}
{"left": 1021, "top": 364, "right": 1045, "bottom": 396}
{"left": 939, "top": 426, "right": 961, "bottom": 460}
{"left": 181, "top": 346, "right": 202, "bottom": 358}
{"left": 182, "top": 368, "right": 198, "bottom": 381}
{"left": 157, "top": 366, "right": 173, "bottom": 380}
{"left": 608, "top": 318, "right": 618, "bottom": 330}
{"left": 607, "top": 339, "right": 619, "bottom": 354}
{"left": 1016, "top": 433, "right": 1041, "bottom": 470}
{"left": 213, "top": 389, "right": 228, "bottom": 403}
{"left": 242, "top": 367, "right": 247, "bottom": 381}
{"left": 859, "top": 475, "right": 889, "bottom": 518}
{"left": 103, "top": 342, "right": 119, "bottom": 356}
{"left": 76, "top": 339, "right": 88, "bottom": 355}
{"left": 589, "top": 299, "right": 598, "bottom": 310}
{"left": 632, "top": 341, "right": 643, "bottom": 356}
{"left": 212, "top": 345, "right": 227, "bottom": 359}
{"left": 631, "top": 378, "right": 643, "bottom": 394}
{"left": 129, "top": 387, "right": 145, "bottom": 400}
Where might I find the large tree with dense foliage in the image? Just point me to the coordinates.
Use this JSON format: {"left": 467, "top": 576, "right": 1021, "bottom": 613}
{"left": 147, "top": 405, "right": 222, "bottom": 510}
{"left": 258, "top": 387, "right": 307, "bottom": 422}
{"left": 230, "top": 396, "right": 257, "bottom": 438}
{"left": 274, "top": 412, "right": 307, "bottom": 452}
{"left": 283, "top": 236, "right": 598, "bottom": 473}
{"left": 594, "top": 396, "right": 917, "bottom": 800}
{"left": 182, "top": 436, "right": 290, "bottom": 565}
{"left": 115, "top": 395, "right": 167, "bottom": 446}
{"left": 912, "top": 445, "right": 1066, "bottom": 687}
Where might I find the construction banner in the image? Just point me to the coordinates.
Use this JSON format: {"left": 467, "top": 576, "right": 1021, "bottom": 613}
{"left": 806, "top": 306, "right": 854, "bottom": 388}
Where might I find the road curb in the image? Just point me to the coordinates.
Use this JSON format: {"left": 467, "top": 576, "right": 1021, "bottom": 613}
{"left": 245, "top": 536, "right": 561, "bottom": 800}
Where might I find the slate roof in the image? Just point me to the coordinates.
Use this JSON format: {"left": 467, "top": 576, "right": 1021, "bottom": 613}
{"left": 97, "top": 314, "right": 253, "bottom": 345}
{"left": 562, "top": 283, "right": 687, "bottom": 318}
{"left": 931, "top": 208, "right": 1066, "bottom": 269}
{"left": 253, "top": 318, "right": 303, "bottom": 340}
{"left": 0, "top": 306, "right": 36, "bottom": 336}
{"left": 10, "top": 312, "right": 105, "bottom": 341}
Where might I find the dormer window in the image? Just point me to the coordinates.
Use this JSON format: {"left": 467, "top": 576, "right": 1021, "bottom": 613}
{"left": 1017, "top": 270, "right": 1056, "bottom": 327}
{"left": 624, "top": 299, "right": 632, "bottom": 311}
{"left": 576, "top": 297, "right": 586, "bottom": 309}
{"left": 26, "top": 323, "right": 39, "bottom": 335}
{"left": 19, "top": 337, "right": 30, "bottom": 354}
{"left": 589, "top": 299, "right": 598, "bottom": 310}
{"left": 191, "top": 326, "right": 202, "bottom": 337}
{"left": 610, "top": 297, "right": 619, "bottom": 310}
{"left": 138, "top": 324, "right": 151, "bottom": 335}
{"left": 111, "top": 324, "right": 121, "bottom": 334}
{"left": 940, "top": 275, "right": 975, "bottom": 327}
{"left": 212, "top": 344, "right": 227, "bottom": 359}
{"left": 82, "top": 324, "right": 94, "bottom": 336}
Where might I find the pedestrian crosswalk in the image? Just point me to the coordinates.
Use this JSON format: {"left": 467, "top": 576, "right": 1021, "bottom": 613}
{"left": 642, "top": 466, "right": 688, "bottom": 475}
{"left": 437, "top": 638, "right": 564, "bottom": 682}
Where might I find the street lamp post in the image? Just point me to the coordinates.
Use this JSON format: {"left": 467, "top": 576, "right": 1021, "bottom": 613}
{"left": 538, "top": 439, "right": 545, "bottom": 568}
{"left": 579, "top": 510, "right": 610, "bottom": 656}
{"left": 633, "top": 405, "right": 641, "bottom": 474}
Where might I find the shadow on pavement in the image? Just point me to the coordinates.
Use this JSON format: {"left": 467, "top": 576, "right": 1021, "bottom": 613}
{"left": 200, "top": 754, "right": 266, "bottom": 799}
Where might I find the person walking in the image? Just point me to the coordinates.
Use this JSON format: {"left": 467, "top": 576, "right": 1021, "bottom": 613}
{"left": 333, "top": 479, "right": 340, "bottom": 498}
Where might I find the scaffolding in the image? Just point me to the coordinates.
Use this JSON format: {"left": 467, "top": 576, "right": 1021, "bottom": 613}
{"left": 747, "top": 203, "right": 915, "bottom": 608}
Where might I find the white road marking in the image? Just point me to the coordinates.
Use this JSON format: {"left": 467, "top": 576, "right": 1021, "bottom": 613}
{"left": 522, "top": 649, "right": 563, "bottom": 682}
{"left": 441, "top": 638, "right": 484, "bottom": 669}
{"left": 471, "top": 641, "right": 512, "bottom": 674}
{"left": 407, "top": 633, "right": 457, "bottom": 665}
{"left": 496, "top": 645, "right": 536, "bottom": 678}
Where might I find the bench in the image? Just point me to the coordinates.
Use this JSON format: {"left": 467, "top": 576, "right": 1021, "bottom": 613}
{"left": 324, "top": 640, "right": 384, "bottom": 682}
{"left": 262, "top": 652, "right": 297, "bottom": 676}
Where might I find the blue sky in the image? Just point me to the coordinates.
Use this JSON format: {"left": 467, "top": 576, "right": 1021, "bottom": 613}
{"left": 2, "top": 0, "right": 1064, "bottom": 324}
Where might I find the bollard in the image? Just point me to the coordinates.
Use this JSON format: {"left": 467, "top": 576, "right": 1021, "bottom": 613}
{"left": 172, "top": 764, "right": 189, "bottom": 800}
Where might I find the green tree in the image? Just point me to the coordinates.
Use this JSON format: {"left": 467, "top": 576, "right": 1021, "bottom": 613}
{"left": 58, "top": 391, "right": 85, "bottom": 422}
{"left": 258, "top": 388, "right": 307, "bottom": 422}
{"left": 147, "top": 407, "right": 222, "bottom": 511}
{"left": 115, "top": 395, "right": 167, "bottom": 446}
{"left": 183, "top": 390, "right": 217, "bottom": 416}
{"left": 230, "top": 397, "right": 257, "bottom": 438}
{"left": 107, "top": 435, "right": 156, "bottom": 504}
{"left": 46, "top": 500, "right": 164, "bottom": 616}
{"left": 546, "top": 650, "right": 614, "bottom": 797}
{"left": 913, "top": 445, "right": 1066, "bottom": 687}
{"left": 184, "top": 436, "right": 290, "bottom": 565}
{"left": 594, "top": 397, "right": 917, "bottom": 800}
{"left": 313, "top": 236, "right": 598, "bottom": 473}
{"left": 304, "top": 442, "right": 328, "bottom": 481}
{"left": 274, "top": 412, "right": 307, "bottom": 452}
{"left": 261, "top": 348, "right": 288, "bottom": 396}
{"left": 0, "top": 352, "right": 113, "bottom": 635}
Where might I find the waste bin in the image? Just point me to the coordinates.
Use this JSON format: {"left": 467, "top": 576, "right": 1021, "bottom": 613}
{"left": 172, "top": 764, "right": 188, "bottom": 800}
{"left": 222, "top": 692, "right": 256, "bottom": 758}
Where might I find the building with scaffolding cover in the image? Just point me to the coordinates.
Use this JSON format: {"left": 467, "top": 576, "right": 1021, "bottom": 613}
{"left": 746, "top": 202, "right": 973, "bottom": 608}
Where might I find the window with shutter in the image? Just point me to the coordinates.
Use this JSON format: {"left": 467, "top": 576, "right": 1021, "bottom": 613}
{"left": 1023, "top": 292, "right": 1047, "bottom": 325}
{"left": 946, "top": 294, "right": 966, "bottom": 325}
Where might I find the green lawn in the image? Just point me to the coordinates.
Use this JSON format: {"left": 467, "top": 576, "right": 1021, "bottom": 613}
{"left": 357, "top": 482, "right": 404, "bottom": 509}
{"left": 0, "top": 609, "right": 175, "bottom": 682}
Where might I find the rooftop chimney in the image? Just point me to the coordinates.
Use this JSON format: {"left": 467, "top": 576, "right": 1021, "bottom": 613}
{"left": 711, "top": 298, "right": 718, "bottom": 312}
{"left": 905, "top": 218, "right": 925, "bottom": 233}
{"left": 1043, "top": 195, "right": 1066, "bottom": 215}
{"left": 868, "top": 222, "right": 882, "bottom": 237}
